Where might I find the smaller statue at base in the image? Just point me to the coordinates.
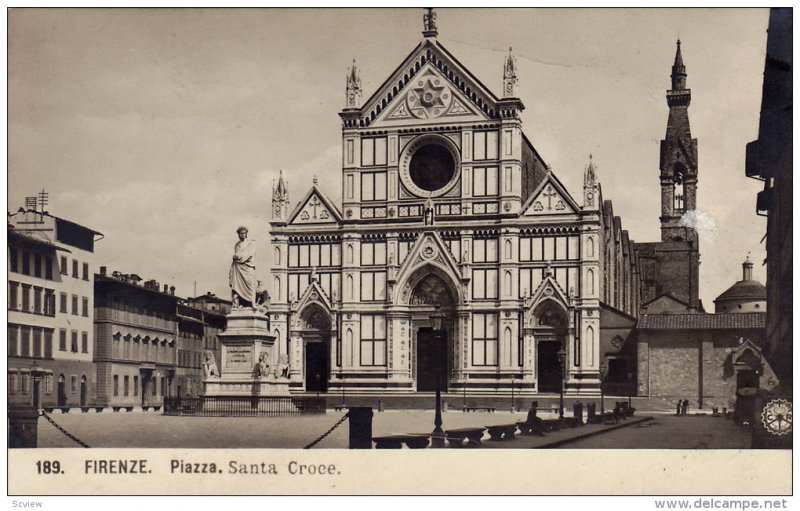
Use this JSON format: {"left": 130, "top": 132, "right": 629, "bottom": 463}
{"left": 275, "top": 354, "right": 290, "bottom": 379}
{"left": 254, "top": 352, "right": 271, "bottom": 379}
{"left": 203, "top": 351, "right": 220, "bottom": 379}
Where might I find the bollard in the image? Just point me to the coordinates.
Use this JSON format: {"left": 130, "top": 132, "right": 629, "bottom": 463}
{"left": 348, "top": 407, "right": 373, "bottom": 449}
{"left": 575, "top": 402, "right": 584, "bottom": 425}
{"left": 8, "top": 405, "right": 39, "bottom": 448}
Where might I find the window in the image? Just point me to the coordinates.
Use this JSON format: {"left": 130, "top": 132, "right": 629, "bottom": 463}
{"left": 81, "top": 332, "right": 88, "bottom": 353}
{"left": 59, "top": 292, "right": 67, "bottom": 313}
{"left": 124, "top": 375, "right": 129, "bottom": 396}
{"left": 82, "top": 297, "right": 89, "bottom": 317}
{"left": 21, "top": 373, "right": 29, "bottom": 394}
{"left": 20, "top": 327, "right": 31, "bottom": 357}
{"left": 9, "top": 282, "right": 19, "bottom": 310}
{"left": 360, "top": 271, "right": 386, "bottom": 301}
{"left": 288, "top": 273, "right": 310, "bottom": 302}
{"left": 8, "top": 372, "right": 17, "bottom": 394}
{"left": 10, "top": 247, "right": 18, "bottom": 272}
{"left": 71, "top": 375, "right": 77, "bottom": 393}
{"left": 472, "top": 269, "right": 498, "bottom": 299}
{"left": 82, "top": 262, "right": 89, "bottom": 281}
{"left": 473, "top": 239, "right": 498, "bottom": 263}
{"left": 59, "top": 329, "right": 67, "bottom": 351}
{"left": 21, "top": 285, "right": 30, "bottom": 312}
{"left": 33, "top": 287, "right": 42, "bottom": 314}
{"left": 22, "top": 251, "right": 30, "bottom": 275}
{"left": 60, "top": 255, "right": 68, "bottom": 275}
{"left": 113, "top": 375, "right": 119, "bottom": 396}
{"left": 152, "top": 377, "right": 157, "bottom": 396}
{"left": 44, "top": 330, "right": 53, "bottom": 358}
{"left": 473, "top": 167, "right": 499, "bottom": 196}
{"left": 361, "top": 172, "right": 387, "bottom": 201}
{"left": 72, "top": 294, "right": 79, "bottom": 315}
{"left": 45, "top": 256, "right": 53, "bottom": 280}
{"left": 72, "top": 259, "right": 79, "bottom": 278}
{"left": 134, "top": 376, "right": 139, "bottom": 396}
{"left": 34, "top": 254, "right": 42, "bottom": 278}
{"left": 360, "top": 242, "right": 387, "bottom": 266}
{"left": 33, "top": 329, "right": 42, "bottom": 358}
{"left": 360, "top": 315, "right": 386, "bottom": 366}
{"left": 8, "top": 324, "right": 18, "bottom": 356}
{"left": 472, "top": 313, "right": 498, "bottom": 366}
{"left": 71, "top": 330, "right": 79, "bottom": 353}
{"left": 44, "top": 290, "right": 55, "bottom": 316}
{"left": 361, "top": 137, "right": 387, "bottom": 166}
{"left": 473, "top": 131, "right": 498, "bottom": 160}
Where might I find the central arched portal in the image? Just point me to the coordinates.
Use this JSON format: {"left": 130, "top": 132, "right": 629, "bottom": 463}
{"left": 533, "top": 300, "right": 568, "bottom": 394}
{"left": 299, "top": 304, "right": 332, "bottom": 393}
{"left": 411, "top": 273, "right": 456, "bottom": 392}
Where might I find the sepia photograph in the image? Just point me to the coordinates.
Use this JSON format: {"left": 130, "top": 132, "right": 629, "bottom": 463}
{"left": 6, "top": 5, "right": 792, "bottom": 498}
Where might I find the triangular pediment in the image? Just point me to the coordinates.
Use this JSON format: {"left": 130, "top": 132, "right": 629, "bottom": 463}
{"left": 295, "top": 279, "right": 334, "bottom": 313}
{"left": 394, "top": 230, "right": 464, "bottom": 304}
{"left": 521, "top": 173, "right": 580, "bottom": 216}
{"left": 523, "top": 274, "right": 572, "bottom": 329}
{"left": 354, "top": 40, "right": 503, "bottom": 127}
{"left": 288, "top": 186, "right": 342, "bottom": 225}
{"left": 372, "top": 63, "right": 490, "bottom": 127}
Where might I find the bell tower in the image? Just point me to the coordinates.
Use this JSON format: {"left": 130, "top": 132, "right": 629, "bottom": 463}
{"left": 660, "top": 40, "right": 698, "bottom": 243}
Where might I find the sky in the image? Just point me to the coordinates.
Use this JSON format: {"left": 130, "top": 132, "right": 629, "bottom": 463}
{"left": 8, "top": 8, "right": 771, "bottom": 308}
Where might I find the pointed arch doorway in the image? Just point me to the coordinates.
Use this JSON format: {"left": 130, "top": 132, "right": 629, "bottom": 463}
{"left": 411, "top": 273, "right": 456, "bottom": 392}
{"left": 299, "top": 304, "right": 332, "bottom": 393}
{"left": 533, "top": 300, "right": 568, "bottom": 394}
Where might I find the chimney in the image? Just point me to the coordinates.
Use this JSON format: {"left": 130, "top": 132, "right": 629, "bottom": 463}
{"left": 170, "top": 285, "right": 175, "bottom": 296}
{"left": 742, "top": 256, "right": 753, "bottom": 281}
{"left": 100, "top": 266, "right": 107, "bottom": 276}
{"left": 163, "top": 284, "right": 169, "bottom": 293}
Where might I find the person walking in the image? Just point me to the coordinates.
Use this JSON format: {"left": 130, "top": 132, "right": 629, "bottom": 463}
{"left": 676, "top": 400, "right": 682, "bottom": 416}
{"left": 681, "top": 399, "right": 689, "bottom": 416}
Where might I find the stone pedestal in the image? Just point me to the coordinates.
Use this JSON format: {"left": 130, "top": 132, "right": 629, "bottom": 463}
{"left": 203, "top": 308, "right": 291, "bottom": 397}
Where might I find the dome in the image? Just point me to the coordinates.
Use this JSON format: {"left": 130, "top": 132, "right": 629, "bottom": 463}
{"left": 715, "top": 280, "right": 766, "bottom": 302}
{"left": 713, "top": 256, "right": 767, "bottom": 313}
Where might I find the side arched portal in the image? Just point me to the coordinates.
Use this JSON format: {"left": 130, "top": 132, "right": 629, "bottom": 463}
{"left": 298, "top": 303, "right": 333, "bottom": 393}
{"left": 532, "top": 300, "right": 569, "bottom": 394}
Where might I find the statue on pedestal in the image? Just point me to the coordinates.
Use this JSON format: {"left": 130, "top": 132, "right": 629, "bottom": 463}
{"left": 230, "top": 226, "right": 257, "bottom": 308}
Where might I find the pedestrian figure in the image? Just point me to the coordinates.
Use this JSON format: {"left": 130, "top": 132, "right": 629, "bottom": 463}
{"left": 681, "top": 399, "right": 689, "bottom": 415}
{"left": 676, "top": 400, "right": 682, "bottom": 416}
{"left": 526, "top": 401, "right": 538, "bottom": 423}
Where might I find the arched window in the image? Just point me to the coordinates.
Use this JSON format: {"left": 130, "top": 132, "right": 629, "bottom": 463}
{"left": 346, "top": 275, "right": 354, "bottom": 299}
{"left": 586, "top": 326, "right": 595, "bottom": 366}
{"left": 504, "top": 239, "right": 513, "bottom": 259}
{"left": 347, "top": 245, "right": 354, "bottom": 264}
{"left": 345, "top": 328, "right": 354, "bottom": 366}
{"left": 587, "top": 237, "right": 595, "bottom": 258}
{"left": 273, "top": 276, "right": 281, "bottom": 301}
{"left": 503, "top": 327, "right": 512, "bottom": 366}
{"left": 503, "top": 271, "right": 512, "bottom": 296}
{"left": 274, "top": 246, "right": 281, "bottom": 266}
{"left": 587, "top": 269, "right": 595, "bottom": 295}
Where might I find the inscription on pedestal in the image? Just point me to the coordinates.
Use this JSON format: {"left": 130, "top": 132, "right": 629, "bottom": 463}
{"left": 226, "top": 346, "right": 253, "bottom": 368}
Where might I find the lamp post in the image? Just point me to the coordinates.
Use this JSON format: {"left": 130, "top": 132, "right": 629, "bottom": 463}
{"left": 557, "top": 347, "right": 566, "bottom": 421}
{"left": 511, "top": 376, "right": 516, "bottom": 413}
{"left": 430, "top": 306, "right": 447, "bottom": 448}
{"left": 599, "top": 361, "right": 606, "bottom": 415}
{"left": 340, "top": 372, "right": 346, "bottom": 407}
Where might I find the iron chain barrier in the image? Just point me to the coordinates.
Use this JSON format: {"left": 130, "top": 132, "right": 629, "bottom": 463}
{"left": 40, "top": 410, "right": 90, "bottom": 448}
{"left": 303, "top": 411, "right": 350, "bottom": 449}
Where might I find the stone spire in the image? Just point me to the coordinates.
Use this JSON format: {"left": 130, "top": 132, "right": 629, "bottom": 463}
{"left": 671, "top": 39, "right": 687, "bottom": 90}
{"left": 503, "top": 47, "right": 518, "bottom": 98}
{"left": 345, "top": 59, "right": 362, "bottom": 109}
{"left": 583, "top": 154, "right": 599, "bottom": 209}
{"left": 272, "top": 170, "right": 290, "bottom": 222}
{"left": 423, "top": 8, "right": 438, "bottom": 38}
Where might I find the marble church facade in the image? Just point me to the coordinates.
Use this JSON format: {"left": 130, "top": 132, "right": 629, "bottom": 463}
{"left": 267, "top": 14, "right": 639, "bottom": 396}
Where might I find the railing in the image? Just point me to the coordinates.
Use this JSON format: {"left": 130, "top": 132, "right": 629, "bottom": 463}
{"left": 163, "top": 396, "right": 326, "bottom": 417}
{"left": 601, "top": 382, "right": 635, "bottom": 397}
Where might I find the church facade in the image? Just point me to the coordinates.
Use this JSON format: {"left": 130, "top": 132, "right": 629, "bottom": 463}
{"left": 267, "top": 12, "right": 642, "bottom": 396}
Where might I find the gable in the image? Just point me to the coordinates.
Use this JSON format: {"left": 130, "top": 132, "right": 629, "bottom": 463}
{"left": 642, "top": 293, "right": 690, "bottom": 314}
{"left": 372, "top": 63, "right": 490, "bottom": 127}
{"left": 356, "top": 40, "right": 502, "bottom": 128}
{"left": 288, "top": 188, "right": 341, "bottom": 226}
{"left": 521, "top": 175, "right": 579, "bottom": 216}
